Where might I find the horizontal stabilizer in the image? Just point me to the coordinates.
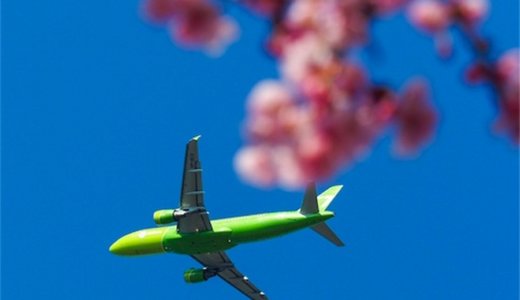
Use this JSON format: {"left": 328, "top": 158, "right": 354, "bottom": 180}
{"left": 311, "top": 222, "right": 344, "bottom": 247}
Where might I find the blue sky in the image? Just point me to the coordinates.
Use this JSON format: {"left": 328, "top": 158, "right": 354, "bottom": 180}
{"left": 2, "top": 1, "right": 518, "bottom": 299}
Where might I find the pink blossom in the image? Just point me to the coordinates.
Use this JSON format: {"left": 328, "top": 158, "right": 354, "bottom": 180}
{"left": 327, "top": 111, "right": 375, "bottom": 159}
{"left": 317, "top": 1, "right": 357, "bottom": 48}
{"left": 495, "top": 50, "right": 519, "bottom": 142}
{"left": 205, "top": 17, "right": 239, "bottom": 55}
{"left": 300, "top": 70, "right": 332, "bottom": 109}
{"left": 339, "top": 96, "right": 396, "bottom": 154}
{"left": 234, "top": 145, "right": 307, "bottom": 189}
{"left": 272, "top": 146, "right": 307, "bottom": 189}
{"left": 247, "top": 80, "right": 294, "bottom": 115}
{"left": 266, "top": 24, "right": 310, "bottom": 57}
{"left": 369, "top": 88, "right": 399, "bottom": 125}
{"left": 464, "top": 50, "right": 518, "bottom": 142}
{"left": 280, "top": 33, "right": 334, "bottom": 84}
{"left": 170, "top": 5, "right": 237, "bottom": 52}
{"left": 371, "top": 0, "right": 408, "bottom": 14}
{"left": 408, "top": 0, "right": 451, "bottom": 33}
{"left": 245, "top": 80, "right": 304, "bottom": 143}
{"left": 285, "top": 0, "right": 318, "bottom": 25}
{"left": 241, "top": 85, "right": 401, "bottom": 187}
{"left": 298, "top": 61, "right": 355, "bottom": 111}
{"left": 140, "top": 0, "right": 513, "bottom": 188}
{"left": 284, "top": 0, "right": 368, "bottom": 50}
{"left": 496, "top": 96, "right": 520, "bottom": 143}
{"left": 336, "top": 62, "right": 367, "bottom": 96}
{"left": 336, "top": 1, "right": 369, "bottom": 46}
{"left": 293, "top": 129, "right": 339, "bottom": 180}
{"left": 144, "top": 0, "right": 237, "bottom": 54}
{"left": 242, "top": 0, "right": 286, "bottom": 16}
{"left": 464, "top": 61, "right": 488, "bottom": 84}
{"left": 453, "top": 0, "right": 488, "bottom": 25}
{"left": 394, "top": 80, "right": 438, "bottom": 155}
{"left": 234, "top": 146, "right": 276, "bottom": 187}
{"left": 496, "top": 49, "right": 519, "bottom": 82}
{"left": 240, "top": 59, "right": 403, "bottom": 187}
{"left": 144, "top": 0, "right": 183, "bottom": 23}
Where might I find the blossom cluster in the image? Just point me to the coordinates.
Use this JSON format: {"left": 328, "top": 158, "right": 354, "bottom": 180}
{"left": 407, "top": 0, "right": 488, "bottom": 56}
{"left": 143, "top": 0, "right": 238, "bottom": 54}
{"left": 142, "top": 0, "right": 518, "bottom": 188}
{"left": 465, "top": 49, "right": 519, "bottom": 142}
{"left": 407, "top": 0, "right": 518, "bottom": 143}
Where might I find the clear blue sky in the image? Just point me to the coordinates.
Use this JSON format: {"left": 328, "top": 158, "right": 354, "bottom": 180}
{"left": 2, "top": 1, "right": 518, "bottom": 299}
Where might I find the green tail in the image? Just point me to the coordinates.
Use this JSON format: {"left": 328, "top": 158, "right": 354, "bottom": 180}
{"left": 300, "top": 184, "right": 343, "bottom": 214}
{"left": 317, "top": 185, "right": 343, "bottom": 211}
{"left": 300, "top": 183, "right": 345, "bottom": 247}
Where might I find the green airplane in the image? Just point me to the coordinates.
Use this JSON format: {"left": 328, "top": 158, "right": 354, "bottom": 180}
{"left": 109, "top": 136, "right": 344, "bottom": 299}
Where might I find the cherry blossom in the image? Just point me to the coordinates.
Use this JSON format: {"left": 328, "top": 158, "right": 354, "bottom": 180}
{"left": 143, "top": 0, "right": 238, "bottom": 53}
{"left": 407, "top": 0, "right": 489, "bottom": 33}
{"left": 140, "top": 0, "right": 517, "bottom": 188}
{"left": 245, "top": 80, "right": 303, "bottom": 143}
{"left": 494, "top": 50, "right": 519, "bottom": 142}
{"left": 408, "top": 0, "right": 450, "bottom": 34}
{"left": 234, "top": 145, "right": 277, "bottom": 187}
{"left": 242, "top": 0, "right": 287, "bottom": 16}
{"left": 144, "top": 0, "right": 179, "bottom": 22}
{"left": 407, "top": 0, "right": 489, "bottom": 57}
{"left": 394, "top": 80, "right": 437, "bottom": 155}
{"left": 453, "top": 0, "right": 489, "bottom": 26}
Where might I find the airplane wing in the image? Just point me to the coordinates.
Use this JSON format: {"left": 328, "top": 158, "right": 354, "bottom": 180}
{"left": 191, "top": 252, "right": 268, "bottom": 300}
{"left": 178, "top": 136, "right": 213, "bottom": 233}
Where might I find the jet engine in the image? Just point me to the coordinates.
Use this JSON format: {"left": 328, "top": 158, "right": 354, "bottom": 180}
{"left": 183, "top": 268, "right": 217, "bottom": 283}
{"left": 153, "top": 209, "right": 176, "bottom": 225}
{"left": 154, "top": 207, "right": 206, "bottom": 225}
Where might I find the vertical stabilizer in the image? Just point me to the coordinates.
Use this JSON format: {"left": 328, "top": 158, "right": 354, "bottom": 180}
{"left": 300, "top": 183, "right": 319, "bottom": 214}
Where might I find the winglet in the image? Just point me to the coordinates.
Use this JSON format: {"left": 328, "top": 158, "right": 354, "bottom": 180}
{"left": 192, "top": 135, "right": 202, "bottom": 141}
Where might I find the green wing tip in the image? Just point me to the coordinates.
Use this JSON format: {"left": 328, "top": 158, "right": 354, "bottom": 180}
{"left": 329, "top": 185, "right": 343, "bottom": 191}
{"left": 192, "top": 135, "right": 202, "bottom": 141}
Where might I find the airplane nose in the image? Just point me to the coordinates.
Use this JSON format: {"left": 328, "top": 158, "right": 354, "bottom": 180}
{"left": 109, "top": 238, "right": 127, "bottom": 255}
{"left": 109, "top": 228, "right": 166, "bottom": 256}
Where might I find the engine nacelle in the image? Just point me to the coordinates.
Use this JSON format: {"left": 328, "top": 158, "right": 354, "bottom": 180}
{"left": 183, "top": 268, "right": 216, "bottom": 283}
{"left": 153, "top": 209, "right": 176, "bottom": 225}
{"left": 154, "top": 207, "right": 206, "bottom": 225}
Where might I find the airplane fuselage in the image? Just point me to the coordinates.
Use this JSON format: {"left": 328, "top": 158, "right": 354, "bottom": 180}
{"left": 110, "top": 210, "right": 334, "bottom": 256}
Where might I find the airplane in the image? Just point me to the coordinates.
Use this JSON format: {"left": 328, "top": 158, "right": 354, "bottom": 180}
{"left": 109, "top": 136, "right": 345, "bottom": 299}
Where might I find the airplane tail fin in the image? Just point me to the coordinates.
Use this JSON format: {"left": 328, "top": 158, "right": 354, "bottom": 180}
{"left": 300, "top": 183, "right": 345, "bottom": 247}
{"left": 300, "top": 183, "right": 344, "bottom": 214}
{"left": 317, "top": 185, "right": 343, "bottom": 211}
{"left": 300, "top": 183, "right": 319, "bottom": 214}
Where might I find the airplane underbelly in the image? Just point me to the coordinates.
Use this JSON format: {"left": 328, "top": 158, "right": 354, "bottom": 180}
{"left": 163, "top": 228, "right": 236, "bottom": 254}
